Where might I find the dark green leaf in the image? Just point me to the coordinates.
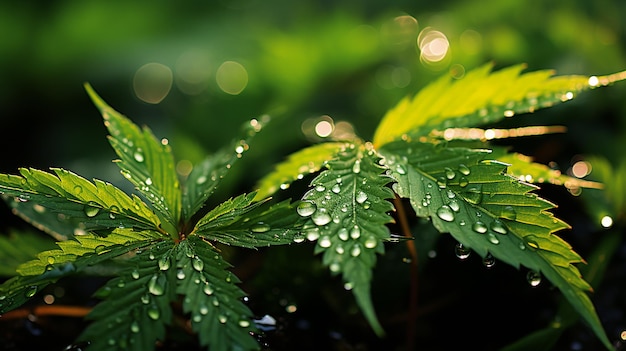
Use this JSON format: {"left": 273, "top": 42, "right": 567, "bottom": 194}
{"left": 299, "top": 142, "right": 395, "bottom": 335}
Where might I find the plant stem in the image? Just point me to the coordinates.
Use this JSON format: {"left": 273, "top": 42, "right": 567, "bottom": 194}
{"left": 393, "top": 195, "right": 418, "bottom": 351}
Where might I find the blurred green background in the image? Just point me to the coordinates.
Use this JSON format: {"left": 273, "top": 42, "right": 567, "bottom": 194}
{"left": 1, "top": 0, "right": 626, "bottom": 350}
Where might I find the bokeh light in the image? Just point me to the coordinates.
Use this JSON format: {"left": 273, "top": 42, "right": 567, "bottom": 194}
{"left": 175, "top": 49, "right": 212, "bottom": 95}
{"left": 133, "top": 62, "right": 173, "bottom": 104}
{"left": 216, "top": 61, "right": 248, "bottom": 95}
{"left": 418, "top": 28, "right": 450, "bottom": 64}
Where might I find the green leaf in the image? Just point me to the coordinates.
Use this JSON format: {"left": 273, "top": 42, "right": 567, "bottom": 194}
{"left": 0, "top": 230, "right": 154, "bottom": 314}
{"left": 85, "top": 83, "right": 181, "bottom": 233}
{"left": 182, "top": 117, "right": 266, "bottom": 222}
{"left": 254, "top": 142, "right": 346, "bottom": 200}
{"left": 0, "top": 168, "right": 162, "bottom": 235}
{"left": 380, "top": 140, "right": 612, "bottom": 349}
{"left": 78, "top": 241, "right": 177, "bottom": 351}
{"left": 373, "top": 64, "right": 623, "bottom": 147}
{"left": 175, "top": 237, "right": 259, "bottom": 351}
{"left": 298, "top": 142, "right": 395, "bottom": 336}
{"left": 193, "top": 193, "right": 305, "bottom": 248}
{"left": 0, "top": 231, "right": 56, "bottom": 276}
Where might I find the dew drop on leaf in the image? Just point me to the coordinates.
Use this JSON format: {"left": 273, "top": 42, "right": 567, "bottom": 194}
{"left": 458, "top": 164, "right": 471, "bottom": 176}
{"left": 192, "top": 256, "right": 204, "bottom": 272}
{"left": 306, "top": 228, "right": 320, "bottom": 241}
{"left": 436, "top": 205, "right": 455, "bottom": 222}
{"left": 239, "top": 320, "right": 251, "bottom": 328}
{"left": 395, "top": 164, "right": 407, "bottom": 175}
{"left": 141, "top": 294, "right": 150, "bottom": 304}
{"left": 472, "top": 221, "right": 488, "bottom": 234}
{"left": 84, "top": 203, "right": 100, "bottom": 217}
{"left": 487, "top": 233, "right": 500, "bottom": 245}
{"left": 527, "top": 271, "right": 542, "bottom": 286}
{"left": 134, "top": 150, "right": 145, "bottom": 163}
{"left": 196, "top": 175, "right": 207, "bottom": 185}
{"left": 315, "top": 184, "right": 326, "bottom": 192}
{"left": 356, "top": 191, "right": 368, "bottom": 204}
{"left": 445, "top": 167, "right": 456, "bottom": 180}
{"left": 148, "top": 275, "right": 165, "bottom": 296}
{"left": 454, "top": 243, "right": 471, "bottom": 260}
{"left": 158, "top": 256, "right": 171, "bottom": 271}
{"left": 199, "top": 303, "right": 209, "bottom": 315}
{"left": 483, "top": 253, "right": 496, "bottom": 268}
{"left": 331, "top": 184, "right": 341, "bottom": 193}
{"left": 364, "top": 236, "right": 377, "bottom": 249}
{"left": 524, "top": 235, "right": 540, "bottom": 251}
{"left": 131, "top": 269, "right": 140, "bottom": 280}
{"left": 192, "top": 313, "right": 202, "bottom": 323}
{"left": 311, "top": 209, "right": 331, "bottom": 226}
{"left": 147, "top": 304, "right": 160, "bottom": 320}
{"left": 130, "top": 321, "right": 140, "bottom": 333}
{"left": 464, "top": 185, "right": 483, "bottom": 204}
{"left": 352, "top": 160, "right": 361, "bottom": 174}
{"left": 25, "top": 286, "right": 37, "bottom": 298}
{"left": 338, "top": 228, "right": 349, "bottom": 241}
{"left": 296, "top": 201, "right": 317, "bottom": 217}
{"left": 350, "top": 226, "right": 361, "bottom": 239}
{"left": 335, "top": 245, "right": 345, "bottom": 254}
{"left": 251, "top": 222, "right": 271, "bottom": 233}
{"left": 448, "top": 200, "right": 460, "bottom": 212}
{"left": 203, "top": 284, "right": 214, "bottom": 296}
{"left": 218, "top": 315, "right": 228, "bottom": 324}
{"left": 490, "top": 220, "right": 507, "bottom": 235}
{"left": 459, "top": 177, "right": 469, "bottom": 187}
{"left": 329, "top": 262, "right": 341, "bottom": 272}
{"left": 293, "top": 233, "right": 306, "bottom": 243}
{"left": 501, "top": 205, "right": 517, "bottom": 220}
{"left": 350, "top": 244, "right": 361, "bottom": 257}
{"left": 177, "top": 269, "right": 186, "bottom": 280}
{"left": 319, "top": 236, "right": 332, "bottom": 248}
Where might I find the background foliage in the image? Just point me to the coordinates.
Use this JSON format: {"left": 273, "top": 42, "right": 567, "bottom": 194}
{"left": 1, "top": 0, "right": 625, "bottom": 350}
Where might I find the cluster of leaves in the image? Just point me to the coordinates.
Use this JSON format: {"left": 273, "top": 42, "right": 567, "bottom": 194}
{"left": 0, "top": 64, "right": 624, "bottom": 350}
{"left": 0, "top": 85, "right": 305, "bottom": 351}
{"left": 256, "top": 63, "right": 626, "bottom": 349}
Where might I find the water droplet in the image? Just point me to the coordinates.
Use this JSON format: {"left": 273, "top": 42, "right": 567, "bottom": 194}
{"left": 464, "top": 184, "right": 483, "bottom": 204}
{"left": 145, "top": 177, "right": 153, "bottom": 186}
{"left": 356, "top": 191, "right": 368, "bottom": 204}
{"left": 311, "top": 209, "right": 331, "bottom": 226}
{"left": 445, "top": 167, "right": 456, "bottom": 180}
{"left": 315, "top": 184, "right": 326, "bottom": 192}
{"left": 177, "top": 269, "right": 186, "bottom": 280}
{"left": 350, "top": 244, "right": 361, "bottom": 257}
{"left": 239, "top": 320, "right": 251, "bottom": 328}
{"left": 352, "top": 160, "right": 361, "bottom": 173}
{"left": 436, "top": 205, "right": 455, "bottom": 222}
{"left": 147, "top": 304, "right": 160, "bottom": 320}
{"left": 448, "top": 200, "right": 460, "bottom": 212}
{"left": 148, "top": 274, "right": 165, "bottom": 296}
{"left": 25, "top": 286, "right": 37, "bottom": 298}
{"left": 293, "top": 233, "right": 306, "bottom": 243}
{"left": 130, "top": 321, "right": 140, "bottom": 333}
{"left": 131, "top": 269, "right": 140, "bottom": 280}
{"left": 335, "top": 245, "right": 345, "bottom": 254}
{"left": 84, "top": 203, "right": 100, "bottom": 217}
{"left": 335, "top": 228, "right": 348, "bottom": 241}
{"left": 487, "top": 233, "right": 500, "bottom": 245}
{"left": 518, "top": 242, "right": 526, "bottom": 250}
{"left": 192, "top": 256, "right": 204, "bottom": 271}
{"left": 199, "top": 303, "right": 209, "bottom": 315}
{"left": 527, "top": 271, "right": 542, "bottom": 286}
{"left": 218, "top": 315, "right": 228, "bottom": 324}
{"left": 458, "top": 164, "right": 471, "bottom": 176}
{"left": 472, "top": 221, "right": 488, "bottom": 234}
{"left": 501, "top": 206, "right": 517, "bottom": 220}
{"left": 158, "top": 256, "right": 170, "bottom": 271}
{"left": 483, "top": 253, "right": 496, "bottom": 268}
{"left": 133, "top": 149, "right": 145, "bottom": 162}
{"left": 196, "top": 175, "right": 207, "bottom": 185}
{"left": 297, "top": 200, "right": 314, "bottom": 215}
{"left": 454, "top": 243, "right": 471, "bottom": 260}
{"left": 524, "top": 236, "right": 540, "bottom": 251}
{"left": 350, "top": 226, "right": 361, "bottom": 239}
{"left": 306, "top": 228, "right": 320, "bottom": 241}
{"left": 203, "top": 284, "right": 214, "bottom": 296}
{"left": 331, "top": 184, "right": 341, "bottom": 193}
{"left": 395, "top": 164, "right": 407, "bottom": 175}
{"left": 490, "top": 220, "right": 507, "bottom": 235}
{"left": 437, "top": 177, "right": 447, "bottom": 188}
{"left": 329, "top": 262, "right": 341, "bottom": 272}
{"left": 364, "top": 236, "right": 377, "bottom": 249}
{"left": 459, "top": 177, "right": 469, "bottom": 187}
{"left": 319, "top": 236, "right": 332, "bottom": 248}
{"left": 251, "top": 222, "right": 271, "bottom": 233}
